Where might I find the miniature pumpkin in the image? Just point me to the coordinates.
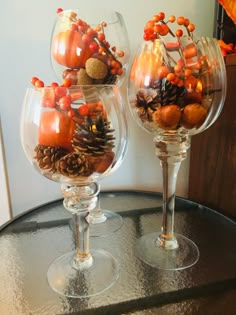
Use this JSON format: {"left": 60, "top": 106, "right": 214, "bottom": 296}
{"left": 52, "top": 30, "right": 93, "bottom": 69}
{"left": 130, "top": 45, "right": 162, "bottom": 87}
{"left": 38, "top": 110, "right": 76, "bottom": 150}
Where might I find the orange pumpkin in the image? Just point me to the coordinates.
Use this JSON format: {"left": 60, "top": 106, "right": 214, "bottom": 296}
{"left": 130, "top": 48, "right": 162, "bottom": 87}
{"left": 38, "top": 110, "right": 76, "bottom": 150}
{"left": 52, "top": 30, "right": 93, "bottom": 69}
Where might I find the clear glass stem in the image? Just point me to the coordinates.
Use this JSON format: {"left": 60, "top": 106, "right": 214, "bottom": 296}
{"left": 89, "top": 194, "right": 107, "bottom": 224}
{"left": 154, "top": 134, "right": 191, "bottom": 249}
{"left": 61, "top": 182, "right": 100, "bottom": 270}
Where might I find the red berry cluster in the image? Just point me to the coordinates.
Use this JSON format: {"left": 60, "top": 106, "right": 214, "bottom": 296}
{"left": 143, "top": 12, "right": 195, "bottom": 41}
{"left": 31, "top": 77, "right": 106, "bottom": 122}
{"left": 31, "top": 76, "right": 72, "bottom": 88}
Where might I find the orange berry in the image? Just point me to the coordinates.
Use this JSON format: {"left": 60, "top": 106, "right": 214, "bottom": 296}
{"left": 95, "top": 25, "right": 101, "bottom": 32}
{"left": 62, "top": 78, "right": 72, "bottom": 88}
{"left": 117, "top": 50, "right": 125, "bottom": 58}
{"left": 55, "top": 86, "right": 67, "bottom": 98}
{"left": 153, "top": 24, "right": 162, "bottom": 34}
{"left": 31, "top": 76, "right": 39, "bottom": 85}
{"left": 159, "top": 24, "right": 169, "bottom": 36}
{"left": 174, "top": 64, "right": 183, "bottom": 74}
{"left": 58, "top": 95, "right": 72, "bottom": 111}
{"left": 152, "top": 15, "right": 161, "bottom": 23}
{"left": 184, "top": 68, "right": 192, "bottom": 77}
{"left": 188, "top": 23, "right": 195, "bottom": 32}
{"left": 158, "top": 12, "right": 165, "bottom": 20}
{"left": 78, "top": 104, "right": 89, "bottom": 116}
{"left": 177, "top": 16, "right": 185, "bottom": 25}
{"left": 166, "top": 72, "right": 175, "bottom": 82}
{"left": 158, "top": 65, "right": 169, "bottom": 78}
{"left": 117, "top": 68, "right": 123, "bottom": 75}
{"left": 51, "top": 82, "right": 59, "bottom": 88}
{"left": 168, "top": 15, "right": 176, "bottom": 23}
{"left": 35, "top": 80, "right": 44, "bottom": 88}
{"left": 175, "top": 29, "right": 183, "bottom": 37}
{"left": 184, "top": 18, "right": 190, "bottom": 26}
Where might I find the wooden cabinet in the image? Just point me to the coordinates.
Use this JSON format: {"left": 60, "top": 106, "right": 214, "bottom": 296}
{"left": 188, "top": 54, "right": 236, "bottom": 219}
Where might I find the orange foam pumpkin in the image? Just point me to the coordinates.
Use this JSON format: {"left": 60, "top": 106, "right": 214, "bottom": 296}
{"left": 130, "top": 49, "right": 162, "bottom": 87}
{"left": 38, "top": 110, "right": 76, "bottom": 150}
{"left": 52, "top": 30, "right": 93, "bottom": 69}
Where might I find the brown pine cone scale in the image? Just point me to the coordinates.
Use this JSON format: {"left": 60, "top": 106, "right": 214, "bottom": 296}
{"left": 34, "top": 145, "right": 69, "bottom": 172}
{"left": 56, "top": 152, "right": 93, "bottom": 178}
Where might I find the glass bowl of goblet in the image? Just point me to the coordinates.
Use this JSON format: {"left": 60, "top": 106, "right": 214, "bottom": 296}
{"left": 50, "top": 8, "right": 130, "bottom": 87}
{"left": 50, "top": 8, "right": 130, "bottom": 236}
{"left": 20, "top": 84, "right": 128, "bottom": 297}
{"left": 128, "top": 35, "right": 226, "bottom": 270}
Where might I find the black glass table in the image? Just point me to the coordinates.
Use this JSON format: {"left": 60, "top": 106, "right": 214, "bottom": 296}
{"left": 0, "top": 190, "right": 236, "bottom": 314}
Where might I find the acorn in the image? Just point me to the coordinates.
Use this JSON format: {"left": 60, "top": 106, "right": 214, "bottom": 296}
{"left": 85, "top": 58, "right": 108, "bottom": 80}
{"left": 181, "top": 103, "right": 207, "bottom": 129}
{"left": 152, "top": 104, "right": 181, "bottom": 130}
{"left": 76, "top": 68, "right": 93, "bottom": 85}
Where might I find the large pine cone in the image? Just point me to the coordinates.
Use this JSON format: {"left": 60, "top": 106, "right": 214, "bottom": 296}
{"left": 56, "top": 152, "right": 93, "bottom": 178}
{"left": 72, "top": 116, "right": 115, "bottom": 156}
{"left": 34, "top": 145, "right": 69, "bottom": 172}
{"left": 157, "top": 79, "right": 186, "bottom": 107}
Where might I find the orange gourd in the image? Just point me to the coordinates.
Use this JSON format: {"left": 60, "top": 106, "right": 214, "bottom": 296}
{"left": 38, "top": 110, "right": 76, "bottom": 150}
{"left": 52, "top": 30, "right": 93, "bottom": 69}
{"left": 130, "top": 46, "right": 162, "bottom": 87}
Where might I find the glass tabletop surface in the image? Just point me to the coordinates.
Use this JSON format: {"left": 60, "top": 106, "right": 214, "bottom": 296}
{"left": 0, "top": 190, "right": 236, "bottom": 315}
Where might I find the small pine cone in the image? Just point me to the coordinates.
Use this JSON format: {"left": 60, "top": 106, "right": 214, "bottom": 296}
{"left": 34, "top": 145, "right": 69, "bottom": 172}
{"left": 56, "top": 152, "right": 93, "bottom": 178}
{"left": 136, "top": 107, "right": 154, "bottom": 122}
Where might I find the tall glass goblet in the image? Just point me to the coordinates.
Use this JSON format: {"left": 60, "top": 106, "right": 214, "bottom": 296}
{"left": 50, "top": 8, "right": 130, "bottom": 235}
{"left": 128, "top": 36, "right": 226, "bottom": 270}
{"left": 20, "top": 84, "right": 127, "bottom": 297}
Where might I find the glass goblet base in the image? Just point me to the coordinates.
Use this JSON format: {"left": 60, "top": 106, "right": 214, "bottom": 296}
{"left": 47, "top": 249, "right": 119, "bottom": 298}
{"left": 89, "top": 210, "right": 123, "bottom": 237}
{"left": 136, "top": 232, "right": 199, "bottom": 270}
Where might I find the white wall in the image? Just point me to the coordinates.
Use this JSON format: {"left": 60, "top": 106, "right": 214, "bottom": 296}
{"left": 0, "top": 0, "right": 216, "bottom": 217}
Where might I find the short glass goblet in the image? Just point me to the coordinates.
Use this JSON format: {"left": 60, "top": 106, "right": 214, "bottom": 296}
{"left": 50, "top": 8, "right": 130, "bottom": 236}
{"left": 20, "top": 84, "right": 128, "bottom": 297}
{"left": 128, "top": 36, "right": 226, "bottom": 270}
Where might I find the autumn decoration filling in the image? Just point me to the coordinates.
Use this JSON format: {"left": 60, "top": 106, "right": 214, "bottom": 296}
{"left": 51, "top": 8, "right": 125, "bottom": 85}
{"left": 130, "top": 12, "right": 219, "bottom": 131}
{"left": 31, "top": 78, "right": 115, "bottom": 179}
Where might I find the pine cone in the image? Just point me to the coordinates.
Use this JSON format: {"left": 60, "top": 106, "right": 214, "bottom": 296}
{"left": 34, "top": 145, "right": 69, "bottom": 172}
{"left": 159, "top": 79, "right": 186, "bottom": 106}
{"left": 134, "top": 89, "right": 159, "bottom": 121}
{"left": 56, "top": 152, "right": 93, "bottom": 178}
{"left": 72, "top": 116, "right": 115, "bottom": 156}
